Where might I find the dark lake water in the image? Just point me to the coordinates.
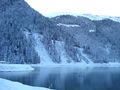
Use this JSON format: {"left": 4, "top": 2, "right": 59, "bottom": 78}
{"left": 0, "top": 66, "right": 120, "bottom": 90}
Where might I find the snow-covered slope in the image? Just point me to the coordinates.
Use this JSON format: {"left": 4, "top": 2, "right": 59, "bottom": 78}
{"left": 0, "top": 78, "right": 52, "bottom": 90}
{"left": 57, "top": 23, "right": 80, "bottom": 27}
{"left": 24, "top": 30, "right": 95, "bottom": 64}
{"left": 55, "top": 41, "right": 73, "bottom": 64}
{"left": 51, "top": 15, "right": 120, "bottom": 63}
{"left": 33, "top": 33, "right": 53, "bottom": 64}
{"left": 1, "top": 0, "right": 120, "bottom": 64}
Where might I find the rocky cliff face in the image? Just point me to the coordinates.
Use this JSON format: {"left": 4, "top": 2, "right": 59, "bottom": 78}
{"left": 0, "top": 0, "right": 120, "bottom": 64}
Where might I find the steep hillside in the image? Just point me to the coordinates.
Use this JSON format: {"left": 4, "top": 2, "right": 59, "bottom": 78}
{"left": 0, "top": 0, "right": 79, "bottom": 64}
{"left": 1, "top": 0, "right": 120, "bottom": 64}
{"left": 0, "top": 0, "right": 54, "bottom": 64}
{"left": 51, "top": 15, "right": 120, "bottom": 63}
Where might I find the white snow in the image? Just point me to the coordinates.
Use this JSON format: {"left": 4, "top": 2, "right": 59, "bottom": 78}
{"left": 57, "top": 23, "right": 80, "bottom": 27}
{"left": 50, "top": 13, "right": 120, "bottom": 23}
{"left": 78, "top": 48, "right": 93, "bottom": 64}
{"left": 0, "top": 64, "right": 34, "bottom": 71}
{"left": 33, "top": 33, "right": 53, "bottom": 64}
{"left": 31, "top": 63, "right": 120, "bottom": 68}
{"left": 0, "top": 61, "right": 9, "bottom": 64}
{"left": 23, "top": 30, "right": 120, "bottom": 66}
{"left": 0, "top": 78, "right": 52, "bottom": 90}
{"left": 89, "top": 29, "right": 96, "bottom": 33}
{"left": 23, "top": 31, "right": 30, "bottom": 39}
{"left": 80, "top": 14, "right": 109, "bottom": 20}
{"left": 80, "top": 14, "right": 120, "bottom": 23}
{"left": 24, "top": 31, "right": 53, "bottom": 64}
{"left": 55, "top": 41, "right": 73, "bottom": 64}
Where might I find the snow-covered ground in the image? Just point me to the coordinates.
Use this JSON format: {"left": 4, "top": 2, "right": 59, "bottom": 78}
{"left": 0, "top": 78, "right": 51, "bottom": 90}
{"left": 0, "top": 63, "right": 120, "bottom": 72}
{"left": 0, "top": 64, "right": 34, "bottom": 71}
{"left": 57, "top": 23, "right": 80, "bottom": 27}
{"left": 33, "top": 33, "right": 53, "bottom": 64}
{"left": 31, "top": 62, "right": 120, "bottom": 68}
{"left": 24, "top": 31, "right": 53, "bottom": 64}
{"left": 55, "top": 41, "right": 73, "bottom": 64}
{"left": 89, "top": 29, "right": 96, "bottom": 33}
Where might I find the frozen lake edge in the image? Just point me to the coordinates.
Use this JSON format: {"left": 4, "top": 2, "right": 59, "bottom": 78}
{"left": 0, "top": 64, "right": 34, "bottom": 72}
{"left": 1, "top": 63, "right": 120, "bottom": 72}
{"left": 31, "top": 63, "right": 120, "bottom": 68}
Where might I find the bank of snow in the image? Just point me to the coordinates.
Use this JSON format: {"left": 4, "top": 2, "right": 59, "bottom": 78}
{"left": 0, "top": 78, "right": 51, "bottom": 90}
{"left": 80, "top": 14, "right": 120, "bottom": 23}
{"left": 0, "top": 64, "right": 34, "bottom": 71}
{"left": 57, "top": 23, "right": 80, "bottom": 27}
{"left": 32, "top": 62, "right": 120, "bottom": 68}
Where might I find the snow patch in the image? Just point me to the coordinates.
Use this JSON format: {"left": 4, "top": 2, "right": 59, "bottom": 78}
{"left": 31, "top": 63, "right": 120, "bottom": 68}
{"left": 80, "top": 14, "right": 120, "bottom": 23}
{"left": 89, "top": 29, "right": 96, "bottom": 33}
{"left": 0, "top": 78, "right": 52, "bottom": 90}
{"left": 57, "top": 23, "right": 80, "bottom": 27}
{"left": 0, "top": 64, "right": 34, "bottom": 71}
{"left": 78, "top": 48, "right": 93, "bottom": 64}
{"left": 23, "top": 31, "right": 31, "bottom": 39}
{"left": 24, "top": 31, "right": 53, "bottom": 64}
{"left": 33, "top": 33, "right": 53, "bottom": 64}
{"left": 55, "top": 41, "right": 73, "bottom": 64}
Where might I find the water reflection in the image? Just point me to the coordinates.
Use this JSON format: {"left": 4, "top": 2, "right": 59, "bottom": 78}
{"left": 0, "top": 67, "right": 120, "bottom": 90}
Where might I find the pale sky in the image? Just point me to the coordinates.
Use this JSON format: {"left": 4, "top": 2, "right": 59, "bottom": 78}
{"left": 25, "top": 0, "right": 120, "bottom": 17}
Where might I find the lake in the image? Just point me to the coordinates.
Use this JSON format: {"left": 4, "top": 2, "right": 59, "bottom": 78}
{"left": 0, "top": 66, "right": 120, "bottom": 90}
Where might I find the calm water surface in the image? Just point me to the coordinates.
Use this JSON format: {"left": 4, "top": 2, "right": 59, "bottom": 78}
{"left": 0, "top": 66, "right": 120, "bottom": 90}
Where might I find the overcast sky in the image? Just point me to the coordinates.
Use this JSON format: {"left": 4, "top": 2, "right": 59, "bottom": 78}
{"left": 25, "top": 0, "right": 120, "bottom": 17}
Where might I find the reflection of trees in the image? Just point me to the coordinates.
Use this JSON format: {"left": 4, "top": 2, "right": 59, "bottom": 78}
{"left": 3, "top": 67, "right": 120, "bottom": 90}
{"left": 33, "top": 67, "right": 120, "bottom": 90}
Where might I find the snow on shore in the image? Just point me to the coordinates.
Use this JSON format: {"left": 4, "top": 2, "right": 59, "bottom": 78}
{"left": 31, "top": 62, "right": 120, "bottom": 68}
{"left": 0, "top": 78, "right": 51, "bottom": 90}
{"left": 1, "top": 62, "right": 120, "bottom": 72}
{"left": 0, "top": 64, "right": 34, "bottom": 71}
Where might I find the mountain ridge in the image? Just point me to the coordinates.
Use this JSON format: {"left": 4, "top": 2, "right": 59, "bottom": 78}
{"left": 0, "top": 0, "right": 120, "bottom": 64}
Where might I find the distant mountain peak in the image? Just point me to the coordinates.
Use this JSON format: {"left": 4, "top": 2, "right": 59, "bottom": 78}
{"left": 51, "top": 14, "right": 120, "bottom": 23}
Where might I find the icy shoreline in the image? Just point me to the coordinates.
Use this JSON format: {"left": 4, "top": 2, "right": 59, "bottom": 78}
{"left": 31, "top": 62, "right": 120, "bottom": 68}
{"left": 0, "top": 63, "right": 120, "bottom": 72}
{"left": 0, "top": 64, "right": 34, "bottom": 71}
{"left": 0, "top": 78, "right": 52, "bottom": 90}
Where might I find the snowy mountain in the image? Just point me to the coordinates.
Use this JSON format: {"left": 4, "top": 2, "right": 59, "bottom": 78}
{"left": 51, "top": 15, "right": 120, "bottom": 63}
{"left": 1, "top": 0, "right": 120, "bottom": 64}
{"left": 80, "top": 14, "right": 120, "bottom": 23}
{"left": 0, "top": 78, "right": 51, "bottom": 90}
